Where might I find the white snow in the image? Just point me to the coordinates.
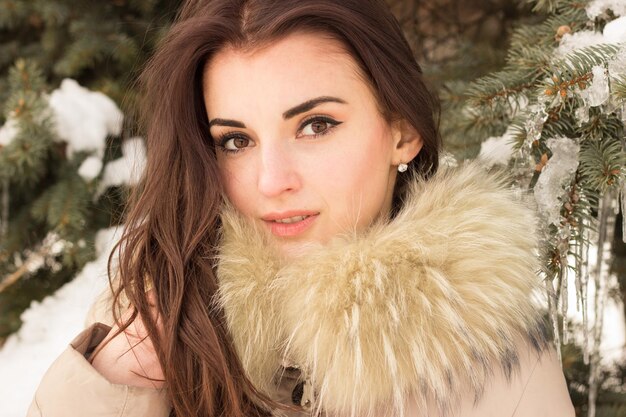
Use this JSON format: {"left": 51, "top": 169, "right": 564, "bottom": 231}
{"left": 0, "top": 80, "right": 139, "bottom": 415}
{"left": 78, "top": 155, "right": 103, "bottom": 182}
{"left": 557, "top": 30, "right": 606, "bottom": 57}
{"left": 603, "top": 16, "right": 626, "bottom": 43}
{"left": 478, "top": 126, "right": 516, "bottom": 167}
{"left": 19, "top": 233, "right": 67, "bottom": 276}
{"left": 48, "top": 79, "right": 123, "bottom": 159}
{"left": 575, "top": 105, "right": 591, "bottom": 125}
{"left": 96, "top": 137, "right": 146, "bottom": 197}
{"left": 0, "top": 117, "right": 18, "bottom": 147}
{"left": 587, "top": 0, "right": 626, "bottom": 18}
{"left": 0, "top": 226, "right": 123, "bottom": 417}
{"left": 439, "top": 152, "right": 458, "bottom": 168}
{"left": 534, "top": 137, "right": 580, "bottom": 226}
{"left": 556, "top": 18, "right": 626, "bottom": 59}
{"left": 580, "top": 65, "right": 610, "bottom": 107}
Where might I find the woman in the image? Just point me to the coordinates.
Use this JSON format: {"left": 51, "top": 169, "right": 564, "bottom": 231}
{"left": 28, "top": 0, "right": 574, "bottom": 416}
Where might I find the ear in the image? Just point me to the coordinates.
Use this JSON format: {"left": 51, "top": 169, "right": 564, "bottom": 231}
{"left": 390, "top": 119, "right": 423, "bottom": 166}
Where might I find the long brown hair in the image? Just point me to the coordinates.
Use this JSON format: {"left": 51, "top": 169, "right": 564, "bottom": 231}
{"left": 108, "top": 0, "right": 441, "bottom": 416}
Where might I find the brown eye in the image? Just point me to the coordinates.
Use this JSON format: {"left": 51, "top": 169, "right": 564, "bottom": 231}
{"left": 222, "top": 136, "right": 251, "bottom": 151}
{"left": 299, "top": 116, "right": 340, "bottom": 138}
{"left": 233, "top": 137, "right": 248, "bottom": 148}
{"left": 311, "top": 120, "right": 328, "bottom": 134}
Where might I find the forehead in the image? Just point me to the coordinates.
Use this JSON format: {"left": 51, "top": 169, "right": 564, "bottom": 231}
{"left": 202, "top": 32, "right": 369, "bottom": 116}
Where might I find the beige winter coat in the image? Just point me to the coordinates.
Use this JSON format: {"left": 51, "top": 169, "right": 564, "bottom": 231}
{"left": 26, "top": 294, "right": 170, "bottom": 417}
{"left": 27, "top": 162, "right": 574, "bottom": 417}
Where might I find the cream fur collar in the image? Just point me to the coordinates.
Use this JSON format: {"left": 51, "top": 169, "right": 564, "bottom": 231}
{"left": 216, "top": 162, "right": 549, "bottom": 417}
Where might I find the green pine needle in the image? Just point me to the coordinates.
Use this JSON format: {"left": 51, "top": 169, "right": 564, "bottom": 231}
{"left": 613, "top": 75, "right": 626, "bottom": 102}
{"left": 579, "top": 137, "right": 625, "bottom": 193}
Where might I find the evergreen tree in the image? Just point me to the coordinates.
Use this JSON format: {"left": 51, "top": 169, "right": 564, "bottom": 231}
{"left": 0, "top": 0, "right": 181, "bottom": 115}
{"left": 0, "top": 0, "right": 181, "bottom": 341}
{"left": 436, "top": 0, "right": 626, "bottom": 415}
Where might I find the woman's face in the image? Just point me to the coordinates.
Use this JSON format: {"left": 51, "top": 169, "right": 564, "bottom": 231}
{"left": 203, "top": 32, "right": 421, "bottom": 255}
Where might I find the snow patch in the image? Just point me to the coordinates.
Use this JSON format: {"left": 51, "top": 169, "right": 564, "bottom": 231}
{"left": 580, "top": 65, "right": 610, "bottom": 107}
{"left": 78, "top": 155, "right": 103, "bottom": 182}
{"left": 0, "top": 227, "right": 123, "bottom": 417}
{"left": 0, "top": 117, "right": 18, "bottom": 147}
{"left": 587, "top": 0, "right": 626, "bottom": 18}
{"left": 439, "top": 152, "right": 458, "bottom": 168}
{"left": 603, "top": 16, "right": 626, "bottom": 43}
{"left": 96, "top": 137, "right": 146, "bottom": 197}
{"left": 478, "top": 126, "right": 516, "bottom": 167}
{"left": 557, "top": 31, "right": 606, "bottom": 57}
{"left": 48, "top": 79, "right": 123, "bottom": 159}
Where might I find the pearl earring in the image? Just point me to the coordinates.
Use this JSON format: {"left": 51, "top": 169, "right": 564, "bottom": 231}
{"left": 398, "top": 163, "right": 408, "bottom": 173}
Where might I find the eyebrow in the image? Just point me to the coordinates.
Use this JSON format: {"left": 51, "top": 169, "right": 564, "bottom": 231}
{"left": 208, "top": 96, "right": 347, "bottom": 128}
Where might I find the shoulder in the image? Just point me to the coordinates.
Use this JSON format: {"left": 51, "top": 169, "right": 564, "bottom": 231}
{"left": 455, "top": 340, "right": 575, "bottom": 417}
{"left": 406, "top": 339, "right": 575, "bottom": 417}
{"left": 504, "top": 341, "right": 575, "bottom": 417}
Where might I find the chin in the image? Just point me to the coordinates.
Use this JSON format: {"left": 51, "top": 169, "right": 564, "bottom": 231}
{"left": 274, "top": 238, "right": 323, "bottom": 258}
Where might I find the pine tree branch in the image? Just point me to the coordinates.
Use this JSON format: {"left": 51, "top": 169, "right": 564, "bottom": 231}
{"left": 0, "top": 260, "right": 30, "bottom": 293}
{"left": 579, "top": 137, "right": 626, "bottom": 193}
{"left": 527, "top": 0, "right": 560, "bottom": 13}
{"left": 613, "top": 75, "right": 626, "bottom": 102}
{"left": 511, "top": 1, "right": 587, "bottom": 50}
{"left": 466, "top": 68, "right": 543, "bottom": 106}
{"left": 527, "top": 0, "right": 587, "bottom": 15}
{"left": 579, "top": 111, "right": 624, "bottom": 142}
{"left": 0, "top": 232, "right": 62, "bottom": 293}
{"left": 568, "top": 46, "right": 616, "bottom": 74}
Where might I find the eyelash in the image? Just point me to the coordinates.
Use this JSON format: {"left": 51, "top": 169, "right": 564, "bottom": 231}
{"left": 215, "top": 115, "right": 342, "bottom": 154}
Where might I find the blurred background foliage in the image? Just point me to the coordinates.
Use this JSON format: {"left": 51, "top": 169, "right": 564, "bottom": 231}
{"left": 0, "top": 0, "right": 181, "bottom": 349}
{"left": 0, "top": 0, "right": 624, "bottom": 415}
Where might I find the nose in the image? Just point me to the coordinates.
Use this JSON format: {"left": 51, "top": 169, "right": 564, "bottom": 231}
{"left": 257, "top": 141, "right": 301, "bottom": 198}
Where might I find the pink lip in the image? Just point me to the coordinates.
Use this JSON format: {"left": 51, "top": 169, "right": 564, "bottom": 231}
{"left": 262, "top": 211, "right": 319, "bottom": 237}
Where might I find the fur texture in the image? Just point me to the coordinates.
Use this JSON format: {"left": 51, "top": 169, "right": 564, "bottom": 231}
{"left": 216, "top": 162, "right": 549, "bottom": 417}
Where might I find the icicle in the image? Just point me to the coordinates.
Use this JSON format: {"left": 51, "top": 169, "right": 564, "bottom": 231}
{"left": 1, "top": 178, "right": 8, "bottom": 240}
{"left": 580, "top": 225, "right": 590, "bottom": 365}
{"left": 524, "top": 106, "right": 548, "bottom": 145}
{"left": 575, "top": 223, "right": 583, "bottom": 313}
{"left": 574, "top": 219, "right": 591, "bottom": 363}
{"left": 587, "top": 191, "right": 618, "bottom": 417}
{"left": 557, "top": 227, "right": 570, "bottom": 344}
{"left": 560, "top": 254, "right": 569, "bottom": 344}
{"left": 547, "top": 274, "right": 562, "bottom": 363}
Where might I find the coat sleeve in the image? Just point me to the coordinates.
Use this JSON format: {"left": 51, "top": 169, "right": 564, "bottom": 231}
{"left": 26, "top": 322, "right": 171, "bottom": 417}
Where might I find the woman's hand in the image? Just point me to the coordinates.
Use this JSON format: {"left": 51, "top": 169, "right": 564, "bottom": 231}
{"left": 90, "top": 290, "right": 165, "bottom": 389}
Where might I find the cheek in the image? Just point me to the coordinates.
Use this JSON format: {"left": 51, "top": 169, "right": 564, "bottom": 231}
{"left": 355, "top": 131, "right": 394, "bottom": 207}
{"left": 315, "top": 123, "right": 394, "bottom": 220}
{"left": 219, "top": 161, "right": 255, "bottom": 215}
{"left": 341, "top": 123, "right": 393, "bottom": 185}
